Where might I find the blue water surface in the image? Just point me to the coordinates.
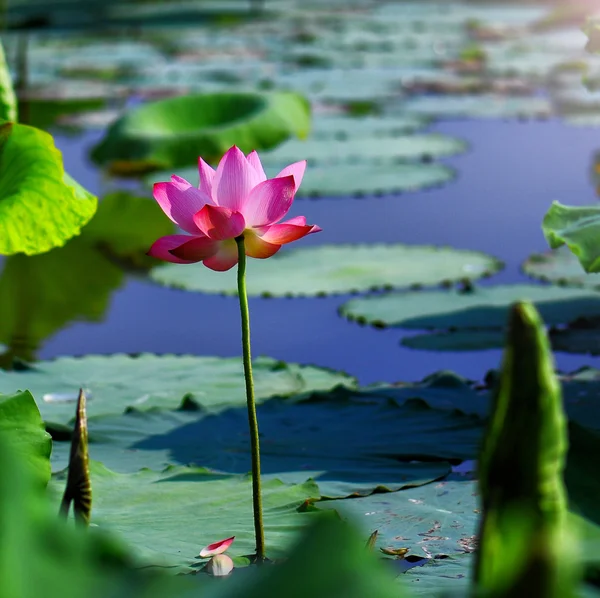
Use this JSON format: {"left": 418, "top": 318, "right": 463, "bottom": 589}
{"left": 41, "top": 119, "right": 600, "bottom": 384}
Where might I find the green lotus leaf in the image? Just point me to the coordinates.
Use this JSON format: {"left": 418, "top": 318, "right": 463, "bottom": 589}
{"left": 401, "top": 329, "right": 506, "bottom": 352}
{"left": 0, "top": 42, "right": 17, "bottom": 122}
{"left": 0, "top": 390, "right": 51, "bottom": 487}
{"left": 551, "top": 322, "right": 600, "bottom": 356}
{"left": 340, "top": 284, "right": 600, "bottom": 329}
{"left": 310, "top": 114, "right": 430, "bottom": 138}
{"left": 404, "top": 95, "right": 552, "bottom": 119}
{"left": 541, "top": 201, "right": 600, "bottom": 274}
{"left": 49, "top": 463, "right": 323, "bottom": 571}
{"left": 258, "top": 133, "right": 467, "bottom": 166}
{"left": 0, "top": 121, "right": 97, "bottom": 255}
{"left": 49, "top": 385, "right": 485, "bottom": 497}
{"left": 148, "top": 161, "right": 456, "bottom": 198}
{"left": 0, "top": 353, "right": 356, "bottom": 426}
{"left": 90, "top": 91, "right": 311, "bottom": 174}
{"left": 150, "top": 244, "right": 503, "bottom": 297}
{"left": 523, "top": 247, "right": 600, "bottom": 289}
{"left": 0, "top": 192, "right": 174, "bottom": 360}
{"left": 318, "top": 475, "right": 478, "bottom": 596}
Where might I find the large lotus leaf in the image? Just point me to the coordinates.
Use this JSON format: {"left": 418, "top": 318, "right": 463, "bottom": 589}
{"left": 90, "top": 91, "right": 310, "bottom": 173}
{"left": 49, "top": 387, "right": 484, "bottom": 497}
{"left": 49, "top": 463, "right": 323, "bottom": 570}
{"left": 523, "top": 246, "right": 600, "bottom": 288}
{"left": 0, "top": 122, "right": 97, "bottom": 255}
{"left": 318, "top": 473, "right": 598, "bottom": 596}
{"left": 148, "top": 161, "right": 456, "bottom": 198}
{"left": 150, "top": 244, "right": 503, "bottom": 297}
{"left": 258, "top": 134, "right": 467, "bottom": 166}
{"left": 0, "top": 354, "right": 356, "bottom": 426}
{"left": 403, "top": 95, "right": 552, "bottom": 119}
{"left": 0, "top": 192, "right": 174, "bottom": 360}
{"left": 541, "top": 201, "right": 600, "bottom": 274}
{"left": 318, "top": 474, "right": 478, "bottom": 595}
{"left": 340, "top": 284, "right": 600, "bottom": 329}
{"left": 0, "top": 42, "right": 17, "bottom": 122}
{"left": 0, "top": 390, "right": 51, "bottom": 487}
{"left": 311, "top": 114, "right": 430, "bottom": 139}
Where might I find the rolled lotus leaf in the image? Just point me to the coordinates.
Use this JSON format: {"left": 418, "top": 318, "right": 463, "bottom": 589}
{"left": 90, "top": 91, "right": 311, "bottom": 175}
{"left": 59, "top": 389, "right": 91, "bottom": 526}
{"left": 474, "top": 301, "right": 578, "bottom": 597}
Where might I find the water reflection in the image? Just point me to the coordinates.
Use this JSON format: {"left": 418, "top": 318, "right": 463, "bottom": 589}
{"left": 0, "top": 192, "right": 173, "bottom": 364}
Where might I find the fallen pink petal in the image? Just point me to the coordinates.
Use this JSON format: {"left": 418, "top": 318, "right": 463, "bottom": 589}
{"left": 198, "top": 536, "right": 236, "bottom": 558}
{"left": 148, "top": 146, "right": 320, "bottom": 271}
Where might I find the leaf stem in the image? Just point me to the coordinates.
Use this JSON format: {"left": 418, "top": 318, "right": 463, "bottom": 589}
{"left": 235, "top": 234, "right": 265, "bottom": 562}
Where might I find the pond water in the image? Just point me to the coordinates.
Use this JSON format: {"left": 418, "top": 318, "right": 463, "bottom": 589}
{"left": 40, "top": 117, "right": 600, "bottom": 384}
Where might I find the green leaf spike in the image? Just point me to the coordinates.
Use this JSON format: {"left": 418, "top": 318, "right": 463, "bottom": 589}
{"left": 474, "top": 301, "right": 578, "bottom": 597}
{"left": 60, "top": 389, "right": 91, "bottom": 526}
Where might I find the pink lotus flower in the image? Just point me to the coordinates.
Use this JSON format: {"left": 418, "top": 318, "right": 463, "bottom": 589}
{"left": 148, "top": 146, "right": 321, "bottom": 271}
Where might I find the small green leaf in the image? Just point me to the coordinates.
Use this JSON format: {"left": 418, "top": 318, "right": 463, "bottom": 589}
{"left": 542, "top": 201, "right": 600, "bottom": 273}
{"left": 0, "top": 121, "right": 97, "bottom": 255}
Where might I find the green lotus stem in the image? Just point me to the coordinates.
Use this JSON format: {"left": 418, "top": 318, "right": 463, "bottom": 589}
{"left": 474, "top": 301, "right": 577, "bottom": 597}
{"left": 235, "top": 234, "right": 265, "bottom": 562}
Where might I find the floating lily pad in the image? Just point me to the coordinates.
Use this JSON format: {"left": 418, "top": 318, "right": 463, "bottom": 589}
{"left": 150, "top": 244, "right": 503, "bottom": 297}
{"left": 401, "top": 330, "right": 506, "bottom": 352}
{"left": 298, "top": 162, "right": 455, "bottom": 196}
{"left": 340, "top": 284, "right": 600, "bottom": 329}
{"left": 49, "top": 463, "right": 323, "bottom": 570}
{"left": 0, "top": 122, "right": 97, "bottom": 255}
{"left": 90, "top": 91, "right": 310, "bottom": 174}
{"left": 50, "top": 386, "right": 484, "bottom": 497}
{"left": 259, "top": 134, "right": 467, "bottom": 166}
{"left": 403, "top": 95, "right": 552, "bottom": 119}
{"left": 523, "top": 247, "right": 600, "bottom": 289}
{"left": 310, "top": 114, "right": 430, "bottom": 139}
{"left": 0, "top": 353, "right": 356, "bottom": 426}
{"left": 320, "top": 475, "right": 479, "bottom": 557}
{"left": 148, "top": 161, "right": 456, "bottom": 198}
